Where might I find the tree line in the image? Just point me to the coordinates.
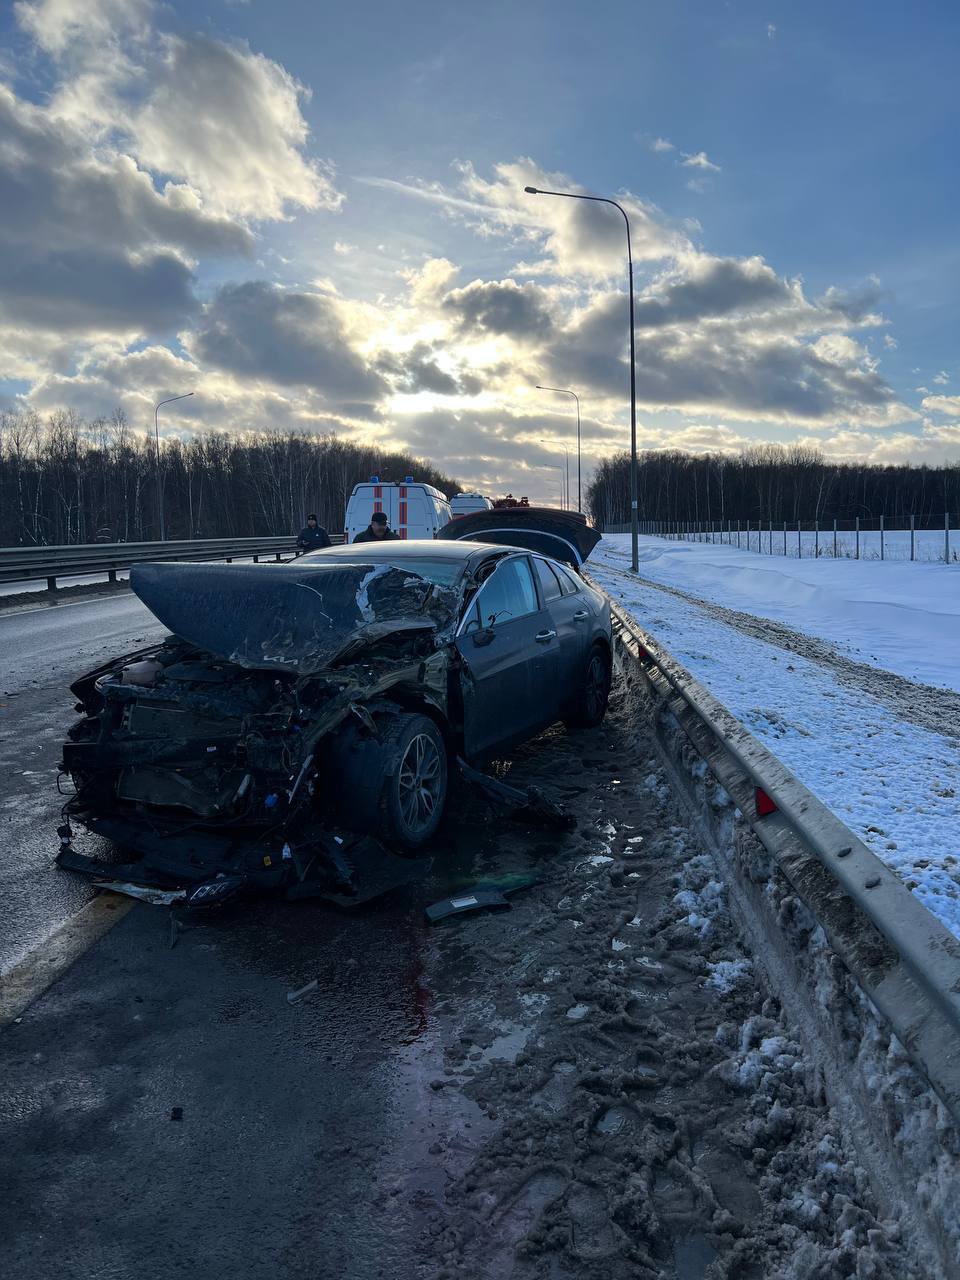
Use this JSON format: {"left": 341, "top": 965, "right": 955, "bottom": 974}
{"left": 0, "top": 410, "right": 460, "bottom": 545}
{"left": 587, "top": 445, "right": 960, "bottom": 530}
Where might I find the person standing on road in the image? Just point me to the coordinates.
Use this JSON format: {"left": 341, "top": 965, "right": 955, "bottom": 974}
{"left": 353, "top": 511, "right": 400, "bottom": 543}
{"left": 297, "top": 514, "right": 332, "bottom": 553}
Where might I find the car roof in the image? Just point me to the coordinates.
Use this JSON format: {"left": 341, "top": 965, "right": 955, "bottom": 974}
{"left": 303, "top": 539, "right": 507, "bottom": 564}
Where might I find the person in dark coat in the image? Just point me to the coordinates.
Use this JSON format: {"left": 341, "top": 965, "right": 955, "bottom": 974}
{"left": 353, "top": 511, "right": 400, "bottom": 543}
{"left": 297, "top": 514, "right": 332, "bottom": 552}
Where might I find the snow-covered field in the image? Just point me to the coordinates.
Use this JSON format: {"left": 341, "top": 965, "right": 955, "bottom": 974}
{"left": 603, "top": 534, "right": 960, "bottom": 692}
{"left": 593, "top": 535, "right": 960, "bottom": 940}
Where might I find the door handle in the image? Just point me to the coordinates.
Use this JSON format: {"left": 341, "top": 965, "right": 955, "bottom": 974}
{"left": 535, "top": 629, "right": 557, "bottom": 643}
{"left": 573, "top": 609, "right": 589, "bottom": 620}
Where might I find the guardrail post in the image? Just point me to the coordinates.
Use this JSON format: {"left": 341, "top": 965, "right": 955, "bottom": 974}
{"left": 108, "top": 569, "right": 117, "bottom": 584}
{"left": 880, "top": 514, "right": 885, "bottom": 561}
{"left": 910, "top": 514, "right": 915, "bottom": 561}
{"left": 855, "top": 517, "right": 860, "bottom": 559}
{"left": 46, "top": 576, "right": 57, "bottom": 593}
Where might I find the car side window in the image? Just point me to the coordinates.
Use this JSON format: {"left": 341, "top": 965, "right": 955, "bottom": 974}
{"left": 474, "top": 557, "right": 539, "bottom": 628}
{"left": 533, "top": 557, "right": 563, "bottom": 602}
{"left": 556, "top": 565, "right": 582, "bottom": 596}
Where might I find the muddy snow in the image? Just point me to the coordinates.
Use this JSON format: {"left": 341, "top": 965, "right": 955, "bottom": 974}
{"left": 412, "top": 671, "right": 929, "bottom": 1279}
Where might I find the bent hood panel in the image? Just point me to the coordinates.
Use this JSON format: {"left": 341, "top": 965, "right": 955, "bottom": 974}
{"left": 436, "top": 507, "right": 600, "bottom": 567}
{"left": 130, "top": 561, "right": 459, "bottom": 673}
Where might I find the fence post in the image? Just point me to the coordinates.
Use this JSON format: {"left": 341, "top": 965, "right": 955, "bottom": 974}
{"left": 855, "top": 516, "right": 860, "bottom": 560}
{"left": 910, "top": 513, "right": 915, "bottom": 562}
{"left": 737, "top": 519, "right": 741, "bottom": 549}
{"left": 880, "top": 513, "right": 885, "bottom": 561}
{"left": 783, "top": 521, "right": 787, "bottom": 556}
{"left": 814, "top": 519, "right": 819, "bottom": 558}
{"left": 833, "top": 519, "right": 837, "bottom": 558}
{"left": 769, "top": 519, "right": 773, "bottom": 555}
{"left": 947, "top": 512, "right": 951, "bottom": 564}
{"left": 797, "top": 524, "right": 802, "bottom": 559}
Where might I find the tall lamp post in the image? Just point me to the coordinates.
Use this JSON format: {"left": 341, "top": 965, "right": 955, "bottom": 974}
{"left": 524, "top": 185, "right": 638, "bottom": 571}
{"left": 536, "top": 385, "right": 581, "bottom": 514}
{"left": 540, "top": 439, "right": 569, "bottom": 510}
{"left": 154, "top": 392, "right": 194, "bottom": 541}
{"left": 542, "top": 462, "right": 566, "bottom": 509}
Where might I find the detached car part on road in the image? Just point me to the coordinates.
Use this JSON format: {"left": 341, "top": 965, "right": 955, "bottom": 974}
{"left": 59, "top": 539, "right": 611, "bottom": 903}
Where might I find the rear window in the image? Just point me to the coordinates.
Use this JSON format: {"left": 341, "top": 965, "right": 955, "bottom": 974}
{"left": 555, "top": 565, "right": 582, "bottom": 595}
{"left": 533, "top": 557, "right": 563, "bottom": 602}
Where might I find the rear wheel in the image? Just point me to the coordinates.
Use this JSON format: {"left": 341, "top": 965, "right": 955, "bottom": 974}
{"left": 564, "top": 644, "right": 611, "bottom": 730}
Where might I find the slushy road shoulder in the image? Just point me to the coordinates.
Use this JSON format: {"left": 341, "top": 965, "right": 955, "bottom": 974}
{"left": 0, "top": 595, "right": 167, "bottom": 975}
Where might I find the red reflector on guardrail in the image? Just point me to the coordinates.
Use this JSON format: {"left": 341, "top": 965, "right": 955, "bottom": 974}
{"left": 755, "top": 786, "right": 777, "bottom": 817}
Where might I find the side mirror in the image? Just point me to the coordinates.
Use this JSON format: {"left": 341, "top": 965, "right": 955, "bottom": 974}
{"left": 471, "top": 627, "right": 496, "bottom": 648}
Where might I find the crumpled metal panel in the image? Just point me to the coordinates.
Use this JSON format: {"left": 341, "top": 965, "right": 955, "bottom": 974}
{"left": 130, "top": 561, "right": 461, "bottom": 674}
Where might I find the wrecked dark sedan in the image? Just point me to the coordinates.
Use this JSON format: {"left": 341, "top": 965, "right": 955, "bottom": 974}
{"left": 59, "top": 540, "right": 612, "bottom": 903}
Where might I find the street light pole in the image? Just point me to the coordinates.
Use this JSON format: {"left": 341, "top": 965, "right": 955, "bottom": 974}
{"left": 153, "top": 392, "right": 194, "bottom": 541}
{"left": 540, "top": 440, "right": 569, "bottom": 510}
{"left": 525, "top": 186, "right": 638, "bottom": 571}
{"left": 536, "top": 385, "right": 581, "bottom": 513}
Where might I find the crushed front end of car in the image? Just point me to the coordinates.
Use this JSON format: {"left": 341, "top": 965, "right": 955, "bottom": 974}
{"left": 58, "top": 558, "right": 465, "bottom": 905}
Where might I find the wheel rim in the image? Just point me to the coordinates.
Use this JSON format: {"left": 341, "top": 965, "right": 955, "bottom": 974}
{"left": 397, "top": 733, "right": 443, "bottom": 834}
{"left": 585, "top": 654, "right": 607, "bottom": 718}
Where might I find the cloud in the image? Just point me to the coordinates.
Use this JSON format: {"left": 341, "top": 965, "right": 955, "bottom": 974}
{"left": 631, "top": 254, "right": 795, "bottom": 328}
{"left": 922, "top": 395, "right": 960, "bottom": 417}
{"left": 0, "top": 86, "right": 250, "bottom": 343}
{"left": 129, "top": 34, "right": 341, "bottom": 220}
{"left": 15, "top": 0, "right": 151, "bottom": 57}
{"left": 767, "top": 23, "right": 777, "bottom": 40}
{"left": 681, "top": 151, "right": 721, "bottom": 172}
{"left": 651, "top": 137, "right": 674, "bottom": 152}
{"left": 883, "top": 334, "right": 898, "bottom": 350}
{"left": 187, "top": 281, "right": 386, "bottom": 406}
{"left": 441, "top": 277, "right": 555, "bottom": 340}
{"left": 933, "top": 370, "right": 950, "bottom": 385}
{"left": 366, "top": 159, "right": 691, "bottom": 280}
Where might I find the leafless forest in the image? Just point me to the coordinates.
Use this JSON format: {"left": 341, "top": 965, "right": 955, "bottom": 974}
{"left": 587, "top": 444, "right": 960, "bottom": 529}
{"left": 0, "top": 411, "right": 459, "bottom": 545}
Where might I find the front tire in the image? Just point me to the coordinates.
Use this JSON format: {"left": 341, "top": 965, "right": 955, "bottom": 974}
{"left": 378, "top": 714, "right": 448, "bottom": 851}
{"left": 564, "top": 644, "right": 611, "bottom": 730}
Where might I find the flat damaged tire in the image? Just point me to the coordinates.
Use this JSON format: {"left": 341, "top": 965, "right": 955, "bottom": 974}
{"left": 564, "top": 643, "right": 611, "bottom": 730}
{"left": 324, "top": 711, "right": 448, "bottom": 851}
{"left": 377, "top": 714, "right": 448, "bottom": 851}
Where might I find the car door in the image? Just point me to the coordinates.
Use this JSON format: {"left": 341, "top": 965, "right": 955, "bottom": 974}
{"left": 531, "top": 555, "right": 590, "bottom": 693}
{"left": 455, "top": 555, "right": 560, "bottom": 760}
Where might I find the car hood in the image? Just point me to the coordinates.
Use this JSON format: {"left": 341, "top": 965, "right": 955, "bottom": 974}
{"left": 130, "top": 560, "right": 463, "bottom": 674}
{"left": 436, "top": 506, "right": 600, "bottom": 568}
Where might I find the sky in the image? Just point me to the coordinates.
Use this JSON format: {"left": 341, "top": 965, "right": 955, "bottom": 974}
{"left": 1, "top": 0, "right": 958, "bottom": 504}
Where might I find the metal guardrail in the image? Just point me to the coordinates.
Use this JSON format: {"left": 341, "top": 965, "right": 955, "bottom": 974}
{"left": 607, "top": 597, "right": 960, "bottom": 1126}
{"left": 0, "top": 535, "right": 346, "bottom": 590}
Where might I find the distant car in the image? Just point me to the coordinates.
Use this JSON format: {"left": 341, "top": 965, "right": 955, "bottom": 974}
{"left": 344, "top": 475, "right": 451, "bottom": 542}
{"left": 59, "top": 537, "right": 611, "bottom": 900}
{"left": 450, "top": 492, "right": 494, "bottom": 518}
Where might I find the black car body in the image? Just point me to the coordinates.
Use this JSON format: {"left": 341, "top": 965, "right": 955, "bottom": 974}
{"left": 60, "top": 540, "right": 611, "bottom": 901}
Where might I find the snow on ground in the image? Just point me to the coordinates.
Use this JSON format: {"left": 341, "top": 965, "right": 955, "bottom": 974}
{"left": 599, "top": 533, "right": 960, "bottom": 693}
{"left": 592, "top": 537, "right": 960, "bottom": 940}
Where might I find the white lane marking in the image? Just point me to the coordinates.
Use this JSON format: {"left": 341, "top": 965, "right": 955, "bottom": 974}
{"left": 0, "top": 893, "right": 135, "bottom": 1026}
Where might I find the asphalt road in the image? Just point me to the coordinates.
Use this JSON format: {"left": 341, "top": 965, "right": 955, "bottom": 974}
{"left": 0, "top": 595, "right": 167, "bottom": 973}
{"left": 0, "top": 648, "right": 925, "bottom": 1278}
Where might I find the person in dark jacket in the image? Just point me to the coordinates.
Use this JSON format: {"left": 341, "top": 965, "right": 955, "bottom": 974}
{"left": 297, "top": 514, "right": 332, "bottom": 552}
{"left": 353, "top": 511, "right": 400, "bottom": 543}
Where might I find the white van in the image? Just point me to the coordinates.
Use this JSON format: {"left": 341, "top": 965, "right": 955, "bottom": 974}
{"left": 450, "top": 492, "right": 494, "bottom": 518}
{"left": 344, "top": 476, "right": 452, "bottom": 543}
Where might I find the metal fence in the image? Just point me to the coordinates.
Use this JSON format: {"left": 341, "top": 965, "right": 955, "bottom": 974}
{"left": 603, "top": 515, "right": 959, "bottom": 562}
{"left": 0, "top": 534, "right": 346, "bottom": 591}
